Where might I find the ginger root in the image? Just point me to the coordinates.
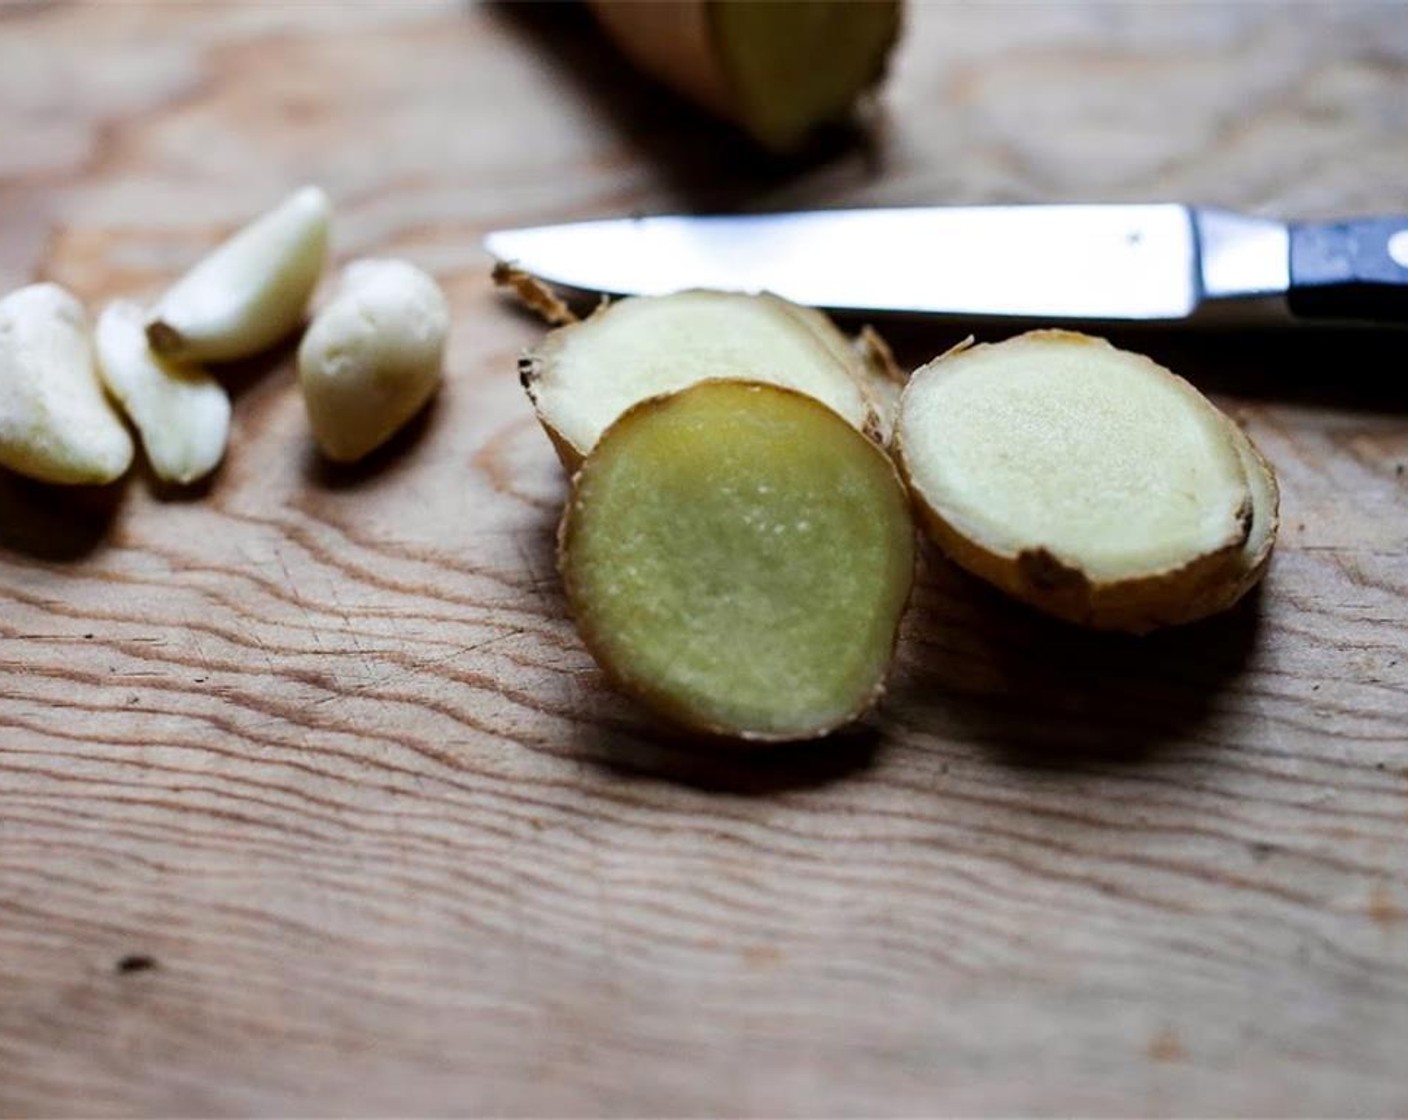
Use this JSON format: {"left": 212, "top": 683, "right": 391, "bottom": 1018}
{"left": 588, "top": 1, "right": 901, "bottom": 153}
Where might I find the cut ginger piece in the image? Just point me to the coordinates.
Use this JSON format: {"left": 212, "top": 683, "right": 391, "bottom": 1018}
{"left": 1173, "top": 417, "right": 1279, "bottom": 625}
{"left": 521, "top": 289, "right": 882, "bottom": 469}
{"left": 560, "top": 379, "right": 914, "bottom": 741}
{"left": 587, "top": 1, "right": 901, "bottom": 153}
{"left": 895, "top": 330, "right": 1260, "bottom": 633}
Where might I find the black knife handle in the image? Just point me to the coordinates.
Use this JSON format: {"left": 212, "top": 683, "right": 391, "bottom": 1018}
{"left": 1288, "top": 216, "right": 1408, "bottom": 321}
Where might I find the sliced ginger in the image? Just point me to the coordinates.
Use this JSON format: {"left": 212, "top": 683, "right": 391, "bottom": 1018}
{"left": 777, "top": 300, "right": 906, "bottom": 441}
{"left": 1176, "top": 417, "right": 1279, "bottom": 624}
{"left": 521, "top": 289, "right": 884, "bottom": 469}
{"left": 560, "top": 379, "right": 914, "bottom": 740}
{"left": 896, "top": 330, "right": 1273, "bottom": 633}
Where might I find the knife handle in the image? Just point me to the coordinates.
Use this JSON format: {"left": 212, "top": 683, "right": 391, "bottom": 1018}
{"left": 1288, "top": 216, "right": 1408, "bottom": 321}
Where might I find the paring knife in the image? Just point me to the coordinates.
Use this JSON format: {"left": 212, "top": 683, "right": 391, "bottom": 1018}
{"left": 485, "top": 205, "right": 1408, "bottom": 325}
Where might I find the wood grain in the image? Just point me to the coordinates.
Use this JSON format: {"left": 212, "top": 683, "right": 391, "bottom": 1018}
{"left": 2, "top": 2, "right": 1407, "bottom": 1115}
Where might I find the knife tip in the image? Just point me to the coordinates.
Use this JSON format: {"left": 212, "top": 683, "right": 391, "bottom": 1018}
{"left": 482, "top": 230, "right": 512, "bottom": 259}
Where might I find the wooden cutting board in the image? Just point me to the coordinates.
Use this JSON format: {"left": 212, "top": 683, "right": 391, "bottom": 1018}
{"left": 2, "top": 3, "right": 1406, "bottom": 1115}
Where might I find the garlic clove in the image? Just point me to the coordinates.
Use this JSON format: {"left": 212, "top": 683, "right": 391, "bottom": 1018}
{"left": 0, "top": 283, "right": 133, "bottom": 485}
{"left": 147, "top": 185, "right": 330, "bottom": 363}
{"left": 298, "top": 258, "right": 449, "bottom": 463}
{"left": 96, "top": 300, "right": 231, "bottom": 485}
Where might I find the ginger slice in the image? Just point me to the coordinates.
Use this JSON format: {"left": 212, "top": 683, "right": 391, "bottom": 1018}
{"left": 850, "top": 324, "right": 907, "bottom": 443}
{"left": 895, "top": 330, "right": 1254, "bottom": 632}
{"left": 1172, "top": 418, "right": 1279, "bottom": 625}
{"left": 521, "top": 289, "right": 878, "bottom": 470}
{"left": 588, "top": 1, "right": 901, "bottom": 153}
{"left": 560, "top": 380, "right": 914, "bottom": 741}
{"left": 771, "top": 298, "right": 901, "bottom": 443}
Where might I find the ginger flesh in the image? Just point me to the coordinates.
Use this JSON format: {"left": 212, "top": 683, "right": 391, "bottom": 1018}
{"left": 1176, "top": 417, "right": 1279, "bottom": 623}
{"left": 561, "top": 380, "right": 914, "bottom": 740}
{"left": 523, "top": 290, "right": 878, "bottom": 466}
{"left": 897, "top": 331, "right": 1271, "bottom": 631}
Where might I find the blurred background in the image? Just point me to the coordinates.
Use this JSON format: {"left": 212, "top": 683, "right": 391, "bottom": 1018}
{"left": 4, "top": 1, "right": 1407, "bottom": 297}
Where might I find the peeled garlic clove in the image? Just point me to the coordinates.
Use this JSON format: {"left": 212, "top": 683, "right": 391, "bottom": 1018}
{"left": 0, "top": 283, "right": 133, "bottom": 485}
{"left": 147, "top": 185, "right": 330, "bottom": 363}
{"left": 95, "top": 300, "right": 231, "bottom": 485}
{"left": 298, "top": 258, "right": 448, "bottom": 463}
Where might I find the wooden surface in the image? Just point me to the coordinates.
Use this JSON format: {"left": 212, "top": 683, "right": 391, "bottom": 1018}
{"left": 2, "top": 2, "right": 1407, "bottom": 1116}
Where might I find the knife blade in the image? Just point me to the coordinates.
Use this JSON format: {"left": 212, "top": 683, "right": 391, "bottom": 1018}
{"left": 484, "top": 205, "right": 1408, "bottom": 325}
